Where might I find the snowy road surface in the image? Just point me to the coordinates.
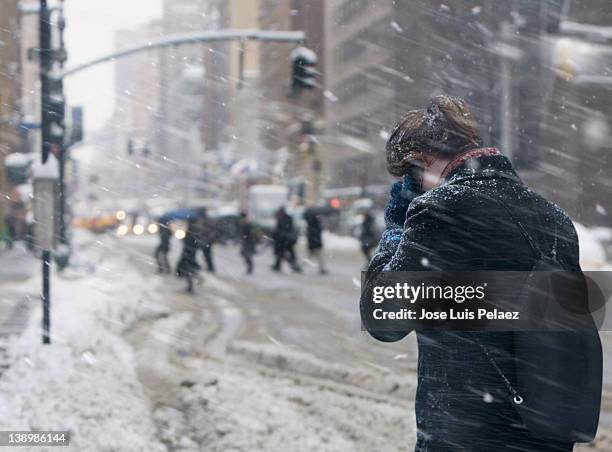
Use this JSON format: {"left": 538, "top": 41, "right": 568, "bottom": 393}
{"left": 0, "top": 231, "right": 611, "bottom": 450}
{"left": 118, "top": 232, "right": 612, "bottom": 451}
{"left": 121, "top": 233, "right": 417, "bottom": 451}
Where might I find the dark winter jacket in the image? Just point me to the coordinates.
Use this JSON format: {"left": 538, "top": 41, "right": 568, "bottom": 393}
{"left": 273, "top": 210, "right": 298, "bottom": 252}
{"left": 365, "top": 149, "right": 579, "bottom": 451}
{"left": 305, "top": 214, "right": 323, "bottom": 251}
{"left": 157, "top": 224, "right": 171, "bottom": 251}
{"left": 239, "top": 220, "right": 257, "bottom": 256}
{"left": 176, "top": 230, "right": 200, "bottom": 277}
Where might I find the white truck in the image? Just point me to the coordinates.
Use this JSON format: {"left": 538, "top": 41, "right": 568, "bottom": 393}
{"left": 247, "top": 185, "right": 290, "bottom": 232}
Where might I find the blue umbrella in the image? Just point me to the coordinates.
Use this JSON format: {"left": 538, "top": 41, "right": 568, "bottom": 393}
{"left": 158, "top": 208, "right": 200, "bottom": 224}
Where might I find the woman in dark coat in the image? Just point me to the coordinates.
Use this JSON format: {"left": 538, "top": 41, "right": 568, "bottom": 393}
{"left": 304, "top": 210, "right": 327, "bottom": 274}
{"left": 176, "top": 218, "right": 202, "bottom": 293}
{"left": 363, "top": 95, "right": 580, "bottom": 451}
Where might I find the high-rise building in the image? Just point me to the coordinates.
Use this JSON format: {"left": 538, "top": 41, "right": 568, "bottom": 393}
{"left": 114, "top": 20, "right": 162, "bottom": 147}
{"left": 323, "top": 0, "right": 564, "bottom": 196}
{"left": 20, "top": 8, "right": 39, "bottom": 143}
{"left": 323, "top": 0, "right": 396, "bottom": 192}
{"left": 0, "top": 0, "right": 24, "bottom": 220}
{"left": 110, "top": 20, "right": 163, "bottom": 198}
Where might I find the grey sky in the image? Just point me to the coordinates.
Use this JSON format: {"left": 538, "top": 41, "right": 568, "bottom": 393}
{"left": 64, "top": 0, "right": 162, "bottom": 133}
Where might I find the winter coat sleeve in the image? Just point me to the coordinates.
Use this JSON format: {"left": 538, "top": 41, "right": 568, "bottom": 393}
{"left": 367, "top": 178, "right": 421, "bottom": 272}
{"left": 362, "top": 186, "right": 463, "bottom": 342}
{"left": 367, "top": 187, "right": 450, "bottom": 273}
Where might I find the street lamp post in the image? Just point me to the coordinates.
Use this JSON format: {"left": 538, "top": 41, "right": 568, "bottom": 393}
{"left": 38, "top": 0, "right": 53, "bottom": 344}
{"left": 32, "top": 154, "right": 59, "bottom": 344}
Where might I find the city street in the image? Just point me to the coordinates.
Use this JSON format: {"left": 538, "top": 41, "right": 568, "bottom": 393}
{"left": 73, "top": 231, "right": 612, "bottom": 451}
{"left": 122, "top": 233, "right": 418, "bottom": 451}
{"left": 2, "top": 0, "right": 612, "bottom": 450}
{"left": 1, "top": 230, "right": 612, "bottom": 450}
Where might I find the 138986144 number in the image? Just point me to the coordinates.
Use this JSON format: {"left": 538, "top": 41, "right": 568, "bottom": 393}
{"left": 2, "top": 431, "right": 70, "bottom": 447}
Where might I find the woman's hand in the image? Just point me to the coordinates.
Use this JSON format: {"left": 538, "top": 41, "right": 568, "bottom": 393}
{"left": 384, "top": 174, "right": 421, "bottom": 229}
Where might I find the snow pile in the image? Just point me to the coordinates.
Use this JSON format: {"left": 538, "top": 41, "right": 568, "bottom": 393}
{"left": 155, "top": 358, "right": 414, "bottom": 452}
{"left": 0, "top": 234, "right": 165, "bottom": 452}
{"left": 229, "top": 341, "right": 414, "bottom": 399}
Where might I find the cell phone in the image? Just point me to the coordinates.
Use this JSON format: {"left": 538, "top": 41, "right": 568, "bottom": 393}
{"left": 404, "top": 165, "right": 424, "bottom": 194}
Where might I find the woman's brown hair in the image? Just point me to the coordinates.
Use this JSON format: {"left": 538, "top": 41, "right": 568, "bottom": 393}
{"left": 386, "top": 95, "right": 483, "bottom": 177}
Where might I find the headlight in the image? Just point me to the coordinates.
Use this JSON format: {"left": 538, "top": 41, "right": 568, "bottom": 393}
{"left": 116, "top": 210, "right": 127, "bottom": 221}
{"left": 133, "top": 224, "right": 144, "bottom": 235}
{"left": 175, "top": 229, "right": 186, "bottom": 240}
{"left": 147, "top": 223, "right": 158, "bottom": 234}
{"left": 117, "top": 224, "right": 129, "bottom": 237}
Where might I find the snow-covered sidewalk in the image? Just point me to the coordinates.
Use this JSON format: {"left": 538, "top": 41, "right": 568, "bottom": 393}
{"left": 0, "top": 233, "right": 166, "bottom": 451}
{"left": 0, "top": 232, "right": 416, "bottom": 451}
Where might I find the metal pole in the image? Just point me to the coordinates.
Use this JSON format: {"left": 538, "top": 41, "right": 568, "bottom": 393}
{"left": 39, "top": 0, "right": 52, "bottom": 163}
{"left": 57, "top": 1, "right": 69, "bottom": 259}
{"left": 40, "top": 0, "right": 52, "bottom": 344}
{"left": 42, "top": 250, "right": 51, "bottom": 344}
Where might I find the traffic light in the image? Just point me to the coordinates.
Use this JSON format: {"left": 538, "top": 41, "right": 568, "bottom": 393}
{"left": 290, "top": 45, "right": 318, "bottom": 94}
{"left": 48, "top": 93, "right": 65, "bottom": 147}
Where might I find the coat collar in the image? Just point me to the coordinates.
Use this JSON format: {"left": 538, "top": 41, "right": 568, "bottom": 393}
{"left": 442, "top": 147, "right": 521, "bottom": 186}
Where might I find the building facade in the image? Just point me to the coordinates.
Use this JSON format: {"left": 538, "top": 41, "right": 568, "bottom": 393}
{"left": 323, "top": 0, "right": 397, "bottom": 193}
{"left": 0, "top": 0, "right": 24, "bottom": 222}
{"left": 114, "top": 21, "right": 162, "bottom": 148}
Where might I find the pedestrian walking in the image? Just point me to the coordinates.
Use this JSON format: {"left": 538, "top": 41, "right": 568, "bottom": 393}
{"left": 271, "top": 207, "right": 301, "bottom": 273}
{"left": 4, "top": 211, "right": 16, "bottom": 250}
{"left": 194, "top": 209, "right": 216, "bottom": 273}
{"left": 176, "top": 218, "right": 202, "bottom": 293}
{"left": 154, "top": 219, "right": 171, "bottom": 274}
{"left": 238, "top": 212, "right": 257, "bottom": 274}
{"left": 304, "top": 209, "right": 327, "bottom": 274}
{"left": 359, "top": 211, "right": 377, "bottom": 263}
{"left": 361, "top": 95, "right": 601, "bottom": 451}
